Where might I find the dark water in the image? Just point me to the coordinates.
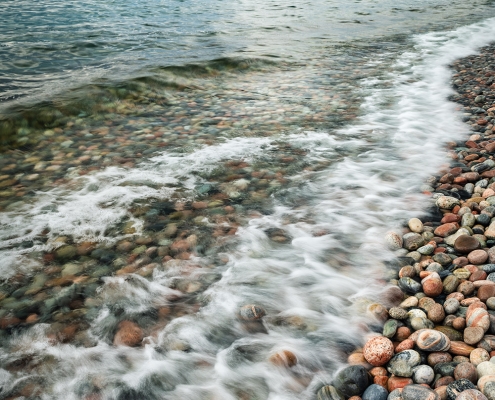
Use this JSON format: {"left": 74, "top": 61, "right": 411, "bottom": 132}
{"left": 0, "top": 1, "right": 495, "bottom": 399}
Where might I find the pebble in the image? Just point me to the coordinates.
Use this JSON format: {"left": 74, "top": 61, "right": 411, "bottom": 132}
{"left": 361, "top": 384, "right": 388, "bottom": 400}
{"left": 332, "top": 365, "right": 370, "bottom": 398}
{"left": 239, "top": 305, "right": 266, "bottom": 321}
{"left": 454, "top": 361, "right": 478, "bottom": 383}
{"left": 113, "top": 320, "right": 143, "bottom": 347}
{"left": 412, "top": 364, "right": 435, "bottom": 384}
{"left": 447, "top": 379, "right": 477, "bottom": 400}
{"left": 363, "top": 336, "right": 395, "bottom": 366}
{"left": 316, "top": 385, "right": 345, "bottom": 400}
{"left": 455, "top": 235, "right": 482, "bottom": 253}
{"left": 408, "top": 218, "right": 424, "bottom": 233}
{"left": 455, "top": 389, "right": 488, "bottom": 400}
{"left": 416, "top": 329, "right": 451, "bottom": 352}
{"left": 387, "top": 350, "right": 421, "bottom": 377}
{"left": 402, "top": 384, "right": 439, "bottom": 400}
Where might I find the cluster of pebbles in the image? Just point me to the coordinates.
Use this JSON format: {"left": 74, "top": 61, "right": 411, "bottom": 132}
{"left": 315, "top": 45, "right": 495, "bottom": 399}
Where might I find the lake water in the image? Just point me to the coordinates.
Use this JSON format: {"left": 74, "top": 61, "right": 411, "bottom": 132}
{"left": 1, "top": 0, "right": 495, "bottom": 398}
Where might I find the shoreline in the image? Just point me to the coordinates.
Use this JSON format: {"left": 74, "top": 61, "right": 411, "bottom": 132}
{"left": 322, "top": 44, "right": 495, "bottom": 399}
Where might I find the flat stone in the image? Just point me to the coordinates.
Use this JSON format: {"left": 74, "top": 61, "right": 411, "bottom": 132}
{"left": 316, "top": 385, "right": 345, "bottom": 400}
{"left": 468, "top": 249, "right": 489, "bottom": 265}
{"left": 455, "top": 235, "right": 481, "bottom": 253}
{"left": 435, "top": 223, "right": 460, "bottom": 238}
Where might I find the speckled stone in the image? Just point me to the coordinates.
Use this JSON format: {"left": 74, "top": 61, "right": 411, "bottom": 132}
{"left": 388, "top": 307, "right": 408, "bottom": 320}
{"left": 423, "top": 278, "right": 444, "bottom": 297}
{"left": 478, "top": 375, "right": 495, "bottom": 393}
{"left": 388, "top": 388, "right": 405, "bottom": 400}
{"left": 470, "top": 348, "right": 490, "bottom": 366}
{"left": 316, "top": 385, "right": 345, "bottom": 400}
{"left": 332, "top": 365, "right": 370, "bottom": 398}
{"left": 447, "top": 379, "right": 477, "bottom": 400}
{"left": 412, "top": 364, "right": 435, "bottom": 384}
{"left": 416, "top": 329, "right": 451, "bottom": 352}
{"left": 428, "top": 303, "right": 446, "bottom": 323}
{"left": 403, "top": 233, "right": 426, "bottom": 251}
{"left": 363, "top": 336, "right": 395, "bottom": 367}
{"left": 455, "top": 389, "right": 488, "bottom": 400}
{"left": 427, "top": 352, "right": 453, "bottom": 367}
{"left": 402, "top": 384, "right": 440, "bottom": 400}
{"left": 385, "top": 232, "right": 403, "bottom": 250}
{"left": 387, "top": 350, "right": 421, "bottom": 377}
{"left": 482, "top": 381, "right": 495, "bottom": 400}
{"left": 444, "top": 298, "right": 461, "bottom": 314}
{"left": 454, "top": 362, "right": 478, "bottom": 383}
{"left": 436, "top": 196, "right": 461, "bottom": 210}
{"left": 361, "top": 384, "right": 388, "bottom": 400}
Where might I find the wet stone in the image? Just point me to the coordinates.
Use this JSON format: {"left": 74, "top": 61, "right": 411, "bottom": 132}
{"left": 361, "top": 384, "right": 387, "bottom": 400}
{"left": 316, "top": 385, "right": 344, "bottom": 400}
{"left": 443, "top": 275, "right": 461, "bottom": 294}
{"left": 387, "top": 349, "right": 421, "bottom": 377}
{"left": 388, "top": 307, "right": 408, "bottom": 320}
{"left": 454, "top": 362, "right": 478, "bottom": 383}
{"left": 416, "top": 329, "right": 451, "bottom": 352}
{"left": 239, "top": 305, "right": 266, "bottom": 321}
{"left": 399, "top": 277, "right": 422, "bottom": 294}
{"left": 363, "top": 336, "right": 394, "bottom": 366}
{"left": 332, "top": 365, "right": 370, "bottom": 398}
{"left": 383, "top": 319, "right": 399, "bottom": 338}
{"left": 444, "top": 298, "right": 460, "bottom": 314}
{"left": 403, "top": 233, "right": 426, "bottom": 251}
{"left": 434, "top": 362, "right": 459, "bottom": 377}
{"left": 455, "top": 235, "right": 481, "bottom": 253}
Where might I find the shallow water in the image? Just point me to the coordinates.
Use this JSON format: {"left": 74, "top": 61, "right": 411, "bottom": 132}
{"left": 1, "top": 1, "right": 495, "bottom": 399}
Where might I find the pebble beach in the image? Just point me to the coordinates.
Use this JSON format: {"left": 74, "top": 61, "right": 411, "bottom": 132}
{"left": 3, "top": 3, "right": 495, "bottom": 399}
{"left": 323, "top": 44, "right": 495, "bottom": 399}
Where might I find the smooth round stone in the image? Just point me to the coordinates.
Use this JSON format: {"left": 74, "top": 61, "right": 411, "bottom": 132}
{"left": 387, "top": 350, "right": 421, "bottom": 377}
{"left": 437, "top": 196, "right": 461, "bottom": 210}
{"left": 464, "top": 326, "right": 485, "bottom": 345}
{"left": 462, "top": 213, "right": 477, "bottom": 228}
{"left": 444, "top": 275, "right": 461, "bottom": 294}
{"left": 428, "top": 352, "right": 453, "bottom": 367}
{"left": 409, "top": 309, "right": 428, "bottom": 319}
{"left": 423, "top": 278, "right": 444, "bottom": 297}
{"left": 363, "top": 336, "right": 395, "bottom": 367}
{"left": 450, "top": 341, "right": 475, "bottom": 357}
{"left": 386, "top": 232, "right": 403, "bottom": 250}
{"left": 400, "top": 265, "right": 417, "bottom": 278}
{"left": 486, "top": 298, "right": 495, "bottom": 310}
{"left": 407, "top": 251, "right": 422, "bottom": 262}
{"left": 316, "top": 385, "right": 345, "bottom": 400}
{"left": 362, "top": 384, "right": 388, "bottom": 400}
{"left": 403, "top": 233, "right": 426, "bottom": 251}
{"left": 412, "top": 364, "right": 435, "bottom": 384}
{"left": 388, "top": 376, "right": 414, "bottom": 392}
{"left": 455, "top": 235, "right": 482, "bottom": 253}
{"left": 434, "top": 326, "right": 462, "bottom": 342}
{"left": 409, "top": 218, "right": 424, "bottom": 233}
{"left": 333, "top": 365, "right": 370, "bottom": 398}
{"left": 466, "top": 308, "right": 490, "bottom": 332}
{"left": 426, "top": 262, "right": 445, "bottom": 273}
{"left": 428, "top": 303, "right": 446, "bottom": 323}
{"left": 456, "top": 389, "right": 489, "bottom": 400}
{"left": 399, "top": 277, "right": 422, "bottom": 295}
{"left": 401, "top": 296, "right": 419, "bottom": 308}
{"left": 434, "top": 362, "right": 459, "bottom": 377}
{"left": 383, "top": 319, "right": 399, "bottom": 338}
{"left": 483, "top": 265, "right": 495, "bottom": 274}
{"left": 470, "top": 348, "right": 490, "bottom": 366}
{"left": 454, "top": 362, "right": 478, "bottom": 383}
{"left": 477, "top": 214, "right": 492, "bottom": 226}
{"left": 389, "top": 307, "right": 408, "bottom": 320}
{"left": 418, "top": 243, "right": 435, "bottom": 255}
{"left": 469, "top": 250, "right": 489, "bottom": 265}
{"left": 444, "top": 298, "right": 461, "bottom": 314}
{"left": 434, "top": 252, "right": 455, "bottom": 266}
{"left": 482, "top": 381, "right": 495, "bottom": 400}
{"left": 419, "top": 297, "right": 437, "bottom": 312}
{"left": 411, "top": 317, "right": 435, "bottom": 331}
{"left": 447, "top": 379, "right": 477, "bottom": 400}
{"left": 402, "top": 384, "right": 439, "bottom": 400}
{"left": 478, "top": 361, "right": 495, "bottom": 378}
{"left": 416, "top": 329, "right": 451, "bottom": 352}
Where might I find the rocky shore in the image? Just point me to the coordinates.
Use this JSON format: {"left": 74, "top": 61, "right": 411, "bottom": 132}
{"left": 316, "top": 45, "right": 495, "bottom": 399}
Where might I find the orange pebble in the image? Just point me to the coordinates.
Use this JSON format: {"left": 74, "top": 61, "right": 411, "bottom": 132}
{"left": 395, "top": 339, "right": 414, "bottom": 353}
{"left": 374, "top": 375, "right": 388, "bottom": 389}
{"left": 370, "top": 367, "right": 388, "bottom": 377}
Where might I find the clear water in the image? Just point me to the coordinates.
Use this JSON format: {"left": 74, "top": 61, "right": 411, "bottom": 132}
{"left": 0, "top": 0, "right": 495, "bottom": 398}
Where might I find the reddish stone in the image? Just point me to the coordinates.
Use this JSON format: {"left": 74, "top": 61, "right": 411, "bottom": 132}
{"left": 450, "top": 167, "right": 463, "bottom": 176}
{"left": 363, "top": 336, "right": 395, "bottom": 366}
{"left": 478, "top": 285, "right": 495, "bottom": 301}
{"left": 388, "top": 376, "right": 413, "bottom": 392}
{"left": 423, "top": 279, "right": 444, "bottom": 297}
{"left": 458, "top": 281, "right": 476, "bottom": 296}
{"left": 461, "top": 172, "right": 480, "bottom": 182}
{"left": 468, "top": 249, "right": 488, "bottom": 265}
{"left": 453, "top": 317, "right": 466, "bottom": 331}
{"left": 396, "top": 326, "right": 412, "bottom": 341}
{"left": 434, "top": 223, "right": 459, "bottom": 237}
{"left": 449, "top": 341, "right": 475, "bottom": 356}
{"left": 434, "top": 376, "right": 454, "bottom": 388}
{"left": 465, "top": 154, "right": 480, "bottom": 161}
{"left": 374, "top": 375, "right": 388, "bottom": 388}
{"left": 441, "top": 213, "right": 461, "bottom": 223}
{"left": 269, "top": 350, "right": 297, "bottom": 367}
{"left": 437, "top": 183, "right": 452, "bottom": 190}
{"left": 466, "top": 141, "right": 479, "bottom": 149}
{"left": 469, "top": 270, "right": 487, "bottom": 282}
{"left": 454, "top": 177, "right": 468, "bottom": 185}
{"left": 427, "top": 352, "right": 452, "bottom": 366}
{"left": 439, "top": 173, "right": 454, "bottom": 183}
{"left": 482, "top": 170, "right": 495, "bottom": 178}
{"left": 455, "top": 235, "right": 481, "bottom": 253}
{"left": 370, "top": 367, "right": 388, "bottom": 377}
{"left": 486, "top": 142, "right": 495, "bottom": 152}
{"left": 113, "top": 321, "right": 143, "bottom": 347}
{"left": 0, "top": 316, "right": 21, "bottom": 329}
{"left": 395, "top": 339, "right": 414, "bottom": 353}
